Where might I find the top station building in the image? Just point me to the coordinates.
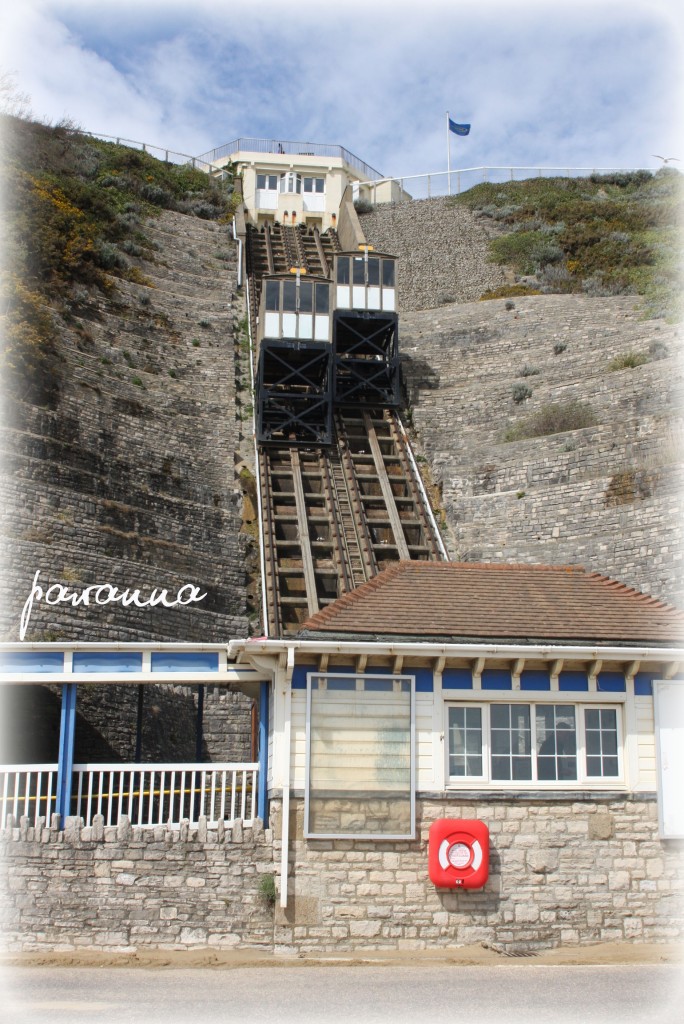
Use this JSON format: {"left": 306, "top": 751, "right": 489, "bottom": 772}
{"left": 196, "top": 137, "right": 403, "bottom": 231}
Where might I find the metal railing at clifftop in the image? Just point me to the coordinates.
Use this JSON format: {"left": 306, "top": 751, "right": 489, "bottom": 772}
{"left": 358, "top": 165, "right": 660, "bottom": 202}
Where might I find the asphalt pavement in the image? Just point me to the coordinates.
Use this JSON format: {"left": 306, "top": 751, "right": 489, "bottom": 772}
{"left": 3, "top": 962, "right": 684, "bottom": 1024}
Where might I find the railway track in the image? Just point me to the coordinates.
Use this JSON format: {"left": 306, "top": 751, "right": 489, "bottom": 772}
{"left": 245, "top": 225, "right": 445, "bottom": 636}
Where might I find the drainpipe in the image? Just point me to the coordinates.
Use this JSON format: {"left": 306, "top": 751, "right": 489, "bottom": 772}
{"left": 257, "top": 681, "right": 269, "bottom": 823}
{"left": 55, "top": 683, "right": 77, "bottom": 827}
{"left": 280, "top": 646, "right": 295, "bottom": 908}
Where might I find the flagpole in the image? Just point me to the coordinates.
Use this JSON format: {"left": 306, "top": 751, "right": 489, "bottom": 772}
{"left": 446, "top": 111, "right": 451, "bottom": 195}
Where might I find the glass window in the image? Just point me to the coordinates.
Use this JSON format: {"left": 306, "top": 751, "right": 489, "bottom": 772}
{"left": 315, "top": 283, "right": 330, "bottom": 313}
{"left": 306, "top": 673, "right": 414, "bottom": 839}
{"left": 491, "top": 704, "right": 532, "bottom": 780}
{"left": 336, "top": 257, "right": 350, "bottom": 285}
{"left": 447, "top": 701, "right": 621, "bottom": 785}
{"left": 282, "top": 280, "right": 297, "bottom": 312}
{"left": 448, "top": 706, "right": 483, "bottom": 777}
{"left": 265, "top": 280, "right": 280, "bottom": 311}
{"left": 536, "top": 705, "right": 577, "bottom": 781}
{"left": 353, "top": 257, "right": 366, "bottom": 285}
{"left": 303, "top": 177, "right": 325, "bottom": 194}
{"left": 367, "top": 258, "right": 380, "bottom": 286}
{"left": 585, "top": 708, "right": 619, "bottom": 777}
{"left": 257, "top": 174, "right": 277, "bottom": 190}
{"left": 382, "top": 260, "right": 395, "bottom": 287}
{"left": 280, "top": 172, "right": 302, "bottom": 194}
{"left": 299, "top": 280, "right": 313, "bottom": 313}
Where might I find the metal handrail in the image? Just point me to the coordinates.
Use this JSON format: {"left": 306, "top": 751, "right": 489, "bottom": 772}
{"left": 195, "top": 137, "right": 384, "bottom": 181}
{"left": 358, "top": 165, "right": 659, "bottom": 200}
{"left": 80, "top": 131, "right": 231, "bottom": 179}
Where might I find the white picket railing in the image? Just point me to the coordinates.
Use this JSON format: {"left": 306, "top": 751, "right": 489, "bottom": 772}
{"left": 0, "top": 762, "right": 259, "bottom": 829}
{"left": 0, "top": 764, "right": 57, "bottom": 829}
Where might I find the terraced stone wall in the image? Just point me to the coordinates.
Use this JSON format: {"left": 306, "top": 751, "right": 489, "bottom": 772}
{"left": 399, "top": 294, "right": 683, "bottom": 604}
{"left": 0, "top": 210, "right": 250, "bottom": 644}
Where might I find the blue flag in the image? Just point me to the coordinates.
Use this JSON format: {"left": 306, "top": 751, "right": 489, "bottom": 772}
{"left": 449, "top": 119, "right": 471, "bottom": 136}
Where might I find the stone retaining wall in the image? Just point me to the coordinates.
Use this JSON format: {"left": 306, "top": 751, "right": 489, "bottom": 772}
{"left": 272, "top": 796, "right": 683, "bottom": 953}
{"left": 2, "top": 796, "right": 681, "bottom": 953}
{"left": 0, "top": 814, "right": 274, "bottom": 952}
{"left": 400, "top": 293, "right": 684, "bottom": 604}
{"left": 360, "top": 196, "right": 507, "bottom": 310}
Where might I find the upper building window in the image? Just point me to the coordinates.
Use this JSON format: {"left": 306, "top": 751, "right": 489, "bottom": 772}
{"left": 279, "top": 172, "right": 302, "bottom": 194}
{"left": 256, "top": 174, "right": 278, "bottom": 190}
{"left": 303, "top": 177, "right": 325, "bottom": 194}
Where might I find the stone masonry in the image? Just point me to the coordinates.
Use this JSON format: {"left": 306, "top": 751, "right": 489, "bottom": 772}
{"left": 399, "top": 294, "right": 683, "bottom": 604}
{"left": 2, "top": 796, "right": 681, "bottom": 953}
{"left": 0, "top": 813, "right": 274, "bottom": 952}
{"left": 272, "top": 796, "right": 683, "bottom": 953}
{"left": 0, "top": 210, "right": 250, "bottom": 644}
{"left": 359, "top": 196, "right": 507, "bottom": 310}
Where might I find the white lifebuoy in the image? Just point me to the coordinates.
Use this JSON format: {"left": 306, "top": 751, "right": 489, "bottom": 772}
{"left": 438, "top": 837, "right": 483, "bottom": 873}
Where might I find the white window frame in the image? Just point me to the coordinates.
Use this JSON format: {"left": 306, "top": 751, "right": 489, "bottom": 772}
{"left": 445, "top": 698, "right": 624, "bottom": 790}
{"left": 305, "top": 672, "right": 416, "bottom": 840}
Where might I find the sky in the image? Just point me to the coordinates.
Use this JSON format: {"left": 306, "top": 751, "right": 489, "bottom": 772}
{"left": 1, "top": 0, "right": 683, "bottom": 181}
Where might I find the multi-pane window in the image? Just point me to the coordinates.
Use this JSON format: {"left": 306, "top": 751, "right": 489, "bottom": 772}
{"left": 303, "top": 176, "right": 325, "bottom": 194}
{"left": 256, "top": 173, "right": 278, "bottom": 190}
{"left": 585, "top": 708, "right": 619, "bottom": 777}
{"left": 279, "top": 172, "right": 302, "bottom": 194}
{"left": 447, "top": 703, "right": 621, "bottom": 785}
{"left": 448, "top": 706, "right": 483, "bottom": 778}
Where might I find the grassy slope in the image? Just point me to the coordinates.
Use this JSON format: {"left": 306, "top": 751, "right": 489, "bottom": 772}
{"left": 452, "top": 170, "right": 682, "bottom": 321}
{"left": 1, "top": 115, "right": 234, "bottom": 406}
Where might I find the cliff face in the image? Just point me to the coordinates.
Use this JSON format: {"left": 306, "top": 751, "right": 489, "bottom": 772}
{"left": 363, "top": 197, "right": 683, "bottom": 606}
{"left": 1, "top": 206, "right": 250, "bottom": 642}
{"left": 400, "top": 293, "right": 683, "bottom": 605}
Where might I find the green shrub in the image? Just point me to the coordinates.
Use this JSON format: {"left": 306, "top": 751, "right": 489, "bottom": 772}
{"left": 479, "top": 284, "right": 541, "bottom": 300}
{"left": 505, "top": 400, "right": 597, "bottom": 441}
{"left": 258, "top": 873, "right": 277, "bottom": 906}
{"left": 512, "top": 383, "right": 532, "bottom": 403}
{"left": 608, "top": 351, "right": 649, "bottom": 370}
{"left": 519, "top": 365, "right": 540, "bottom": 377}
{"left": 453, "top": 170, "right": 682, "bottom": 319}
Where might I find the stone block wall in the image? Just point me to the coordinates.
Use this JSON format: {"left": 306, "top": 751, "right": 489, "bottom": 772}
{"left": 400, "top": 293, "right": 683, "bottom": 604}
{"left": 2, "top": 796, "right": 681, "bottom": 953}
{"left": 0, "top": 814, "right": 274, "bottom": 952}
{"left": 359, "top": 196, "right": 507, "bottom": 310}
{"left": 0, "top": 210, "right": 250, "bottom": 644}
{"left": 271, "top": 796, "right": 683, "bottom": 953}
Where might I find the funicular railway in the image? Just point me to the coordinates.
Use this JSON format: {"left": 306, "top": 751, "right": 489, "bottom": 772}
{"left": 243, "top": 201, "right": 446, "bottom": 635}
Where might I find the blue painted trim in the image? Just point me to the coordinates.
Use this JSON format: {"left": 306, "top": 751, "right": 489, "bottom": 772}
{"left": 442, "top": 668, "right": 473, "bottom": 690}
{"left": 151, "top": 651, "right": 219, "bottom": 672}
{"left": 520, "top": 670, "right": 551, "bottom": 691}
{"left": 0, "top": 651, "right": 64, "bottom": 673}
{"left": 559, "top": 670, "right": 589, "bottom": 692}
{"left": 598, "top": 671, "right": 626, "bottom": 693}
{"left": 56, "top": 683, "right": 77, "bottom": 827}
{"left": 634, "top": 672, "right": 654, "bottom": 696}
{"left": 73, "top": 651, "right": 143, "bottom": 673}
{"left": 292, "top": 664, "right": 318, "bottom": 689}
{"left": 482, "top": 669, "right": 512, "bottom": 690}
{"left": 412, "top": 668, "right": 434, "bottom": 693}
{"left": 257, "top": 682, "right": 269, "bottom": 823}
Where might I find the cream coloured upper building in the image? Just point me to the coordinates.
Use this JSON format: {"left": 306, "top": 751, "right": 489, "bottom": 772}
{"left": 195, "top": 137, "right": 404, "bottom": 230}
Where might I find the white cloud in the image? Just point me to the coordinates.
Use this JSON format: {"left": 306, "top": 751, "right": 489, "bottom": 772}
{"left": 1, "top": 0, "right": 682, "bottom": 175}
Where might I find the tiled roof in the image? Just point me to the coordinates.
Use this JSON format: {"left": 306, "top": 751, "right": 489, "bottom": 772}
{"left": 299, "top": 562, "right": 684, "bottom": 645}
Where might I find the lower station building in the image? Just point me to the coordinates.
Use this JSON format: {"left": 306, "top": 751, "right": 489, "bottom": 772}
{"left": 1, "top": 563, "right": 683, "bottom": 952}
